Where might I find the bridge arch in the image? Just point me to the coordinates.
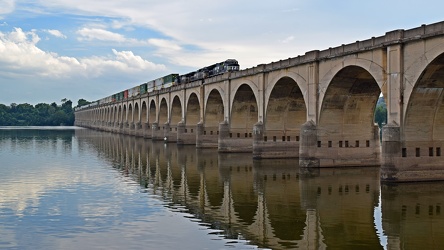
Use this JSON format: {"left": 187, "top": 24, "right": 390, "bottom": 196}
{"left": 128, "top": 103, "right": 133, "bottom": 123}
{"left": 113, "top": 106, "right": 118, "bottom": 123}
{"left": 265, "top": 71, "right": 308, "bottom": 116}
{"left": 264, "top": 76, "right": 307, "bottom": 139}
{"left": 117, "top": 105, "right": 122, "bottom": 123}
{"left": 149, "top": 99, "right": 156, "bottom": 124}
{"left": 319, "top": 57, "right": 386, "bottom": 119}
{"left": 171, "top": 95, "right": 182, "bottom": 125}
{"left": 204, "top": 88, "right": 224, "bottom": 127}
{"left": 134, "top": 102, "right": 140, "bottom": 123}
{"left": 159, "top": 98, "right": 169, "bottom": 125}
{"left": 318, "top": 65, "right": 381, "bottom": 147}
{"left": 404, "top": 52, "right": 444, "bottom": 143}
{"left": 231, "top": 84, "right": 258, "bottom": 133}
{"left": 141, "top": 101, "right": 147, "bottom": 123}
{"left": 186, "top": 92, "right": 200, "bottom": 125}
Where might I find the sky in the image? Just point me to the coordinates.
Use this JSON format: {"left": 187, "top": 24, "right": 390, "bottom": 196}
{"left": 1, "top": 0, "right": 444, "bottom": 106}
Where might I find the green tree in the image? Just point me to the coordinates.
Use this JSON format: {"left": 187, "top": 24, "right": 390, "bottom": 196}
{"left": 0, "top": 99, "right": 77, "bottom": 126}
{"left": 77, "top": 99, "right": 91, "bottom": 107}
{"left": 374, "top": 97, "right": 387, "bottom": 127}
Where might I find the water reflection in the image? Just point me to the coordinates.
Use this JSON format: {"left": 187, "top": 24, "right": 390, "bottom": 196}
{"left": 381, "top": 183, "right": 444, "bottom": 249}
{"left": 73, "top": 129, "right": 410, "bottom": 249}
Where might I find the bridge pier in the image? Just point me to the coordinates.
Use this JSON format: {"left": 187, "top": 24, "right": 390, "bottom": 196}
{"left": 381, "top": 123, "right": 444, "bottom": 182}
{"left": 129, "top": 122, "right": 136, "bottom": 136}
{"left": 143, "top": 123, "right": 151, "bottom": 139}
{"left": 164, "top": 123, "right": 177, "bottom": 142}
{"left": 177, "top": 122, "right": 197, "bottom": 145}
{"left": 299, "top": 121, "right": 381, "bottom": 168}
{"left": 218, "top": 121, "right": 253, "bottom": 153}
{"left": 151, "top": 122, "right": 162, "bottom": 141}
{"left": 299, "top": 121, "right": 320, "bottom": 168}
{"left": 196, "top": 122, "right": 219, "bottom": 148}
{"left": 252, "top": 122, "right": 300, "bottom": 159}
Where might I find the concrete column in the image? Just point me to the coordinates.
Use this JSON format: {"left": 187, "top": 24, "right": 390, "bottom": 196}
{"left": 196, "top": 122, "right": 204, "bottom": 148}
{"left": 143, "top": 122, "right": 151, "bottom": 139}
{"left": 163, "top": 122, "right": 171, "bottom": 142}
{"left": 151, "top": 122, "right": 161, "bottom": 140}
{"left": 252, "top": 121, "right": 264, "bottom": 159}
{"left": 177, "top": 121, "right": 186, "bottom": 145}
{"left": 129, "top": 122, "right": 135, "bottom": 136}
{"left": 218, "top": 121, "right": 230, "bottom": 152}
{"left": 299, "top": 120, "right": 319, "bottom": 168}
{"left": 218, "top": 120, "right": 253, "bottom": 152}
{"left": 381, "top": 122, "right": 401, "bottom": 182}
{"left": 386, "top": 39, "right": 404, "bottom": 126}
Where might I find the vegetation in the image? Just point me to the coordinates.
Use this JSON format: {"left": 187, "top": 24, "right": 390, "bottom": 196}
{"left": 374, "top": 97, "right": 387, "bottom": 127}
{"left": 0, "top": 99, "right": 86, "bottom": 126}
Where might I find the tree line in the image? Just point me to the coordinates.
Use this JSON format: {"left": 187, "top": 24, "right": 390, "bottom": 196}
{"left": 0, "top": 99, "right": 90, "bottom": 126}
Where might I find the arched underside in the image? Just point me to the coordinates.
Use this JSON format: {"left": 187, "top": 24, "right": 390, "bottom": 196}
{"left": 113, "top": 106, "right": 118, "bottom": 123}
{"left": 134, "top": 103, "right": 140, "bottom": 123}
{"left": 171, "top": 96, "right": 182, "bottom": 126}
{"left": 159, "top": 99, "right": 168, "bottom": 125}
{"left": 266, "top": 77, "right": 306, "bottom": 138}
{"left": 405, "top": 53, "right": 444, "bottom": 142}
{"left": 186, "top": 93, "right": 200, "bottom": 126}
{"left": 319, "top": 66, "right": 380, "bottom": 143}
{"left": 149, "top": 100, "right": 156, "bottom": 124}
{"left": 128, "top": 104, "right": 133, "bottom": 123}
{"left": 141, "top": 101, "right": 147, "bottom": 123}
{"left": 231, "top": 84, "right": 258, "bottom": 133}
{"left": 205, "top": 89, "right": 224, "bottom": 128}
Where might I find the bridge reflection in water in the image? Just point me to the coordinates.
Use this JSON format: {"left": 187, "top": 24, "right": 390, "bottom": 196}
{"left": 75, "top": 129, "right": 444, "bottom": 249}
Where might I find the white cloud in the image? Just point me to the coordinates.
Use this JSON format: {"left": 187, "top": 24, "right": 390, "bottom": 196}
{"left": 0, "top": 0, "right": 14, "bottom": 16}
{"left": 77, "top": 27, "right": 126, "bottom": 42}
{"left": 148, "top": 38, "right": 182, "bottom": 52}
{"left": 0, "top": 27, "right": 165, "bottom": 79}
{"left": 76, "top": 27, "right": 148, "bottom": 46}
{"left": 46, "top": 29, "right": 67, "bottom": 39}
{"left": 282, "top": 36, "right": 294, "bottom": 43}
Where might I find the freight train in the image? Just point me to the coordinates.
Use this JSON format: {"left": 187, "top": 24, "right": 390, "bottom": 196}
{"left": 75, "top": 59, "right": 239, "bottom": 110}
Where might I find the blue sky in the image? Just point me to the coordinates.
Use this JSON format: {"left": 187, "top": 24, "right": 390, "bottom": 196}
{"left": 1, "top": 0, "right": 444, "bottom": 105}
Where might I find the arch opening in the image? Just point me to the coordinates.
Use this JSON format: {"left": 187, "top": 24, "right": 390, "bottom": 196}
{"left": 171, "top": 96, "right": 182, "bottom": 125}
{"left": 205, "top": 89, "right": 224, "bottom": 128}
{"left": 405, "top": 53, "right": 444, "bottom": 143}
{"left": 266, "top": 76, "right": 306, "bottom": 140}
{"left": 149, "top": 100, "right": 156, "bottom": 124}
{"left": 141, "top": 101, "right": 147, "bottom": 123}
{"left": 319, "top": 66, "right": 380, "bottom": 148}
{"left": 186, "top": 93, "right": 200, "bottom": 126}
{"left": 159, "top": 99, "right": 168, "bottom": 125}
{"left": 231, "top": 84, "right": 258, "bottom": 133}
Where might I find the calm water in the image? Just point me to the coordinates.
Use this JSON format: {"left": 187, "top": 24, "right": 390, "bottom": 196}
{"left": 0, "top": 128, "right": 443, "bottom": 249}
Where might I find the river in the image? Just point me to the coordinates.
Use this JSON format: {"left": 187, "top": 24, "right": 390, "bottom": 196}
{"left": 0, "top": 127, "right": 443, "bottom": 249}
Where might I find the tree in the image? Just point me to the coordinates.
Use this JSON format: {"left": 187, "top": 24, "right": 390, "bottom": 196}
{"left": 77, "top": 99, "right": 91, "bottom": 107}
{"left": 374, "top": 97, "right": 387, "bottom": 128}
{"left": 0, "top": 99, "right": 78, "bottom": 126}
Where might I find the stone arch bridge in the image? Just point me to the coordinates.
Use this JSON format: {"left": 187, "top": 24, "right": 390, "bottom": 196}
{"left": 75, "top": 21, "right": 444, "bottom": 182}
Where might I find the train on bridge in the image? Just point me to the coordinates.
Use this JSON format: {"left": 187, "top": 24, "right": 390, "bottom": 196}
{"left": 75, "top": 59, "right": 240, "bottom": 110}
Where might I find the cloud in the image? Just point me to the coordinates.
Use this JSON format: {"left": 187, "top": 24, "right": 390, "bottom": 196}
{"left": 76, "top": 27, "right": 148, "bottom": 46}
{"left": 282, "top": 36, "right": 294, "bottom": 43}
{"left": 0, "top": 0, "right": 14, "bottom": 16}
{"left": 0, "top": 27, "right": 165, "bottom": 79}
{"left": 45, "top": 29, "right": 67, "bottom": 39}
{"left": 77, "top": 27, "right": 126, "bottom": 42}
{"left": 148, "top": 38, "right": 182, "bottom": 52}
